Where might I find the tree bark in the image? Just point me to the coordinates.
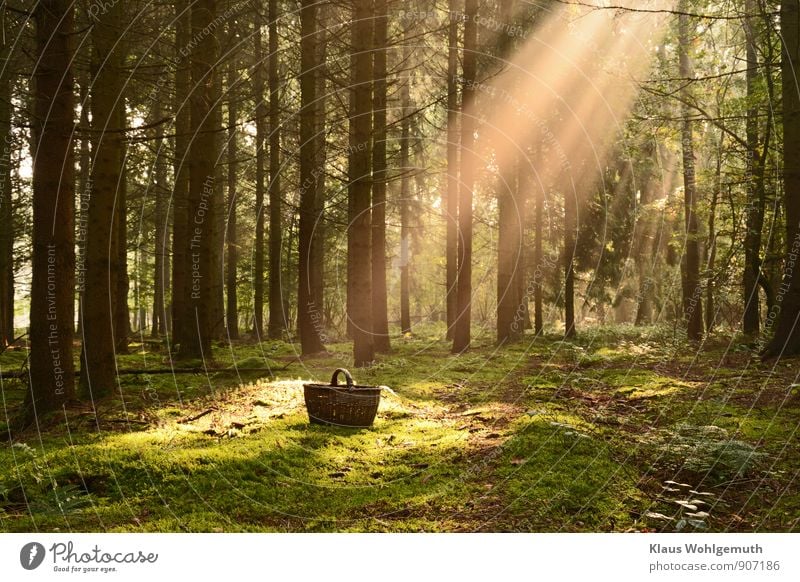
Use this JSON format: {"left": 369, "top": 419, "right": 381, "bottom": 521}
{"left": 634, "top": 148, "right": 654, "bottom": 326}
{"left": 209, "top": 42, "right": 225, "bottom": 341}
{"left": 706, "top": 138, "right": 721, "bottom": 333}
{"left": 0, "top": 12, "right": 12, "bottom": 347}
{"left": 497, "top": 158, "right": 523, "bottom": 344}
{"left": 179, "top": 0, "right": 217, "bottom": 359}
{"left": 152, "top": 96, "right": 169, "bottom": 337}
{"left": 400, "top": 34, "right": 411, "bottom": 335}
{"left": 516, "top": 155, "right": 531, "bottom": 330}
{"left": 310, "top": 4, "right": 329, "bottom": 341}
{"left": 297, "top": 0, "right": 325, "bottom": 355}
{"left": 764, "top": 0, "right": 800, "bottom": 358}
{"left": 371, "top": 0, "right": 390, "bottom": 353}
{"left": 452, "top": 0, "right": 477, "bottom": 353}
{"left": 115, "top": 132, "right": 130, "bottom": 354}
{"left": 533, "top": 163, "right": 543, "bottom": 334}
{"left": 564, "top": 183, "right": 576, "bottom": 339}
{"left": 445, "top": 0, "right": 460, "bottom": 340}
{"left": 253, "top": 11, "right": 266, "bottom": 339}
{"left": 79, "top": 0, "right": 124, "bottom": 398}
{"left": 226, "top": 52, "right": 239, "bottom": 340}
{"left": 743, "top": 0, "right": 765, "bottom": 337}
{"left": 348, "top": 0, "right": 375, "bottom": 366}
{"left": 25, "top": 0, "right": 76, "bottom": 422}
{"left": 267, "top": 0, "right": 286, "bottom": 339}
{"left": 678, "top": 5, "right": 704, "bottom": 340}
{"left": 171, "top": 0, "right": 191, "bottom": 349}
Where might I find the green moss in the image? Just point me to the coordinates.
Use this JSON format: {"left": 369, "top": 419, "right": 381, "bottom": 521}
{"left": 2, "top": 326, "right": 798, "bottom": 532}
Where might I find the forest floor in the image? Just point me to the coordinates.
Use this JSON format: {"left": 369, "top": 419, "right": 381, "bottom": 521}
{"left": 1, "top": 324, "right": 798, "bottom": 532}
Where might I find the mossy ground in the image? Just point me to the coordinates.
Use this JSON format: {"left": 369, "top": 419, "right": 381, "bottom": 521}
{"left": 1, "top": 324, "right": 798, "bottom": 532}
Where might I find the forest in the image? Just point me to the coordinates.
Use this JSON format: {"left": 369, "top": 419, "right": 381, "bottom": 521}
{"left": 0, "top": 0, "right": 799, "bottom": 533}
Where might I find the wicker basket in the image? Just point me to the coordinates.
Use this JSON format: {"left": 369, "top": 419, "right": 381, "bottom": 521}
{"left": 303, "top": 368, "right": 381, "bottom": 427}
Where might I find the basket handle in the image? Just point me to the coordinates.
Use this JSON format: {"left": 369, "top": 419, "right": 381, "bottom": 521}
{"left": 330, "top": 368, "right": 354, "bottom": 389}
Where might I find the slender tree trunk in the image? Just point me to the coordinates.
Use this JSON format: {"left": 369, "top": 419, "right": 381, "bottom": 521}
{"left": 25, "top": 0, "right": 76, "bottom": 422}
{"left": 179, "top": 0, "right": 217, "bottom": 359}
{"left": 210, "top": 49, "right": 225, "bottom": 341}
{"left": 152, "top": 98, "right": 169, "bottom": 337}
{"left": 706, "top": 140, "right": 721, "bottom": 333}
{"left": 399, "top": 37, "right": 411, "bottom": 334}
{"left": 495, "top": 0, "right": 524, "bottom": 344}
{"left": 533, "top": 166, "right": 543, "bottom": 334}
{"left": 297, "top": 0, "right": 325, "bottom": 355}
{"left": 310, "top": 10, "right": 328, "bottom": 335}
{"left": 0, "top": 14, "right": 12, "bottom": 347}
{"left": 764, "top": 0, "right": 800, "bottom": 358}
{"left": 497, "top": 159, "right": 523, "bottom": 344}
{"left": 348, "top": 0, "right": 375, "bottom": 365}
{"left": 743, "top": 0, "right": 765, "bottom": 337}
{"left": 115, "top": 133, "right": 130, "bottom": 353}
{"left": 267, "top": 0, "right": 285, "bottom": 339}
{"left": 172, "top": 0, "right": 191, "bottom": 349}
{"left": 75, "top": 69, "right": 90, "bottom": 336}
{"left": 635, "top": 158, "right": 653, "bottom": 326}
{"left": 452, "top": 0, "right": 477, "bottom": 353}
{"left": 253, "top": 13, "right": 266, "bottom": 338}
{"left": 79, "top": 0, "right": 124, "bottom": 397}
{"left": 516, "top": 155, "right": 531, "bottom": 330}
{"left": 564, "top": 184, "right": 576, "bottom": 339}
{"left": 678, "top": 5, "right": 703, "bottom": 340}
{"left": 226, "top": 55, "right": 239, "bottom": 339}
{"left": 445, "top": 0, "right": 460, "bottom": 340}
{"left": 371, "top": 0, "right": 390, "bottom": 353}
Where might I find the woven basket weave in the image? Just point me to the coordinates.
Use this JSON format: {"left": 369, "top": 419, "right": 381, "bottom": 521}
{"left": 303, "top": 368, "right": 381, "bottom": 427}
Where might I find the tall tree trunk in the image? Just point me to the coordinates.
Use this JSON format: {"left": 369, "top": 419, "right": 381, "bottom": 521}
{"left": 371, "top": 0, "right": 390, "bottom": 353}
{"left": 764, "top": 0, "right": 800, "bottom": 358}
{"left": 445, "top": 0, "right": 460, "bottom": 340}
{"left": 297, "top": 0, "right": 325, "bottom": 355}
{"left": 115, "top": 134, "right": 130, "bottom": 353}
{"left": 495, "top": 0, "right": 524, "bottom": 345}
{"left": 564, "top": 185, "right": 576, "bottom": 339}
{"left": 25, "top": 0, "right": 76, "bottom": 422}
{"left": 253, "top": 12, "right": 266, "bottom": 338}
{"left": 706, "top": 138, "right": 721, "bottom": 333}
{"left": 634, "top": 153, "right": 654, "bottom": 326}
{"left": 516, "top": 155, "right": 531, "bottom": 330}
{"left": 152, "top": 98, "right": 169, "bottom": 337}
{"left": 226, "top": 54, "right": 239, "bottom": 340}
{"left": 533, "top": 164, "right": 543, "bottom": 334}
{"left": 497, "top": 159, "right": 523, "bottom": 344}
{"left": 75, "top": 68, "right": 90, "bottom": 336}
{"left": 399, "top": 35, "right": 411, "bottom": 334}
{"left": 267, "top": 0, "right": 285, "bottom": 339}
{"left": 209, "top": 48, "right": 225, "bottom": 340}
{"left": 349, "top": 0, "right": 375, "bottom": 366}
{"left": 172, "top": 0, "right": 191, "bottom": 348}
{"left": 452, "top": 0, "right": 477, "bottom": 353}
{"left": 179, "top": 0, "right": 217, "bottom": 359}
{"left": 79, "top": 0, "right": 124, "bottom": 398}
{"left": 310, "top": 8, "right": 329, "bottom": 336}
{"left": 743, "top": 0, "right": 765, "bottom": 337}
{"left": 0, "top": 11, "right": 12, "bottom": 347}
{"left": 678, "top": 5, "right": 703, "bottom": 340}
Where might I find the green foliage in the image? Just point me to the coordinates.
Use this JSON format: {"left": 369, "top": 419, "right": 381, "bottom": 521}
{"left": 656, "top": 424, "right": 764, "bottom": 482}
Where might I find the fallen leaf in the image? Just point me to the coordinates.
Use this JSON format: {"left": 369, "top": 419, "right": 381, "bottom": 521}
{"left": 675, "top": 501, "right": 698, "bottom": 510}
